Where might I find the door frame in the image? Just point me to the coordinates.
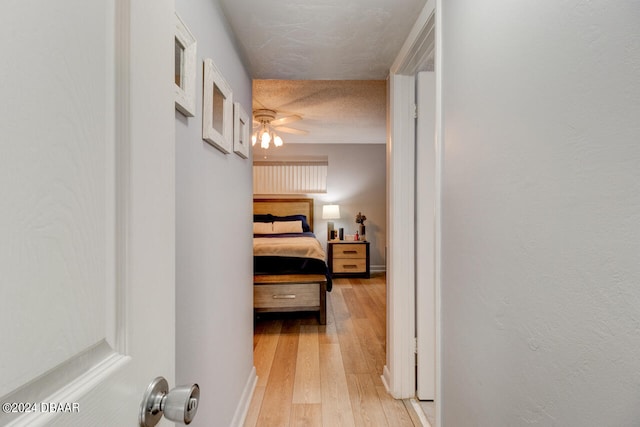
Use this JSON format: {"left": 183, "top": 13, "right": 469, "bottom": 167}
{"left": 383, "top": 0, "right": 442, "bottom": 421}
{"left": 384, "top": 71, "right": 417, "bottom": 398}
{"left": 416, "top": 70, "right": 437, "bottom": 400}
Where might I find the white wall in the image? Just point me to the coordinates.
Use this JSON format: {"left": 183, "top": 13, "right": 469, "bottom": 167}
{"left": 254, "top": 143, "right": 387, "bottom": 269}
{"left": 440, "top": 1, "right": 640, "bottom": 425}
{"left": 175, "top": 0, "right": 254, "bottom": 425}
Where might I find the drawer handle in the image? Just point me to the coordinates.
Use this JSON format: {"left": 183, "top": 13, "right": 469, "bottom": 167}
{"left": 273, "top": 294, "right": 296, "bottom": 299}
{"left": 343, "top": 265, "right": 358, "bottom": 269}
{"left": 342, "top": 250, "right": 358, "bottom": 254}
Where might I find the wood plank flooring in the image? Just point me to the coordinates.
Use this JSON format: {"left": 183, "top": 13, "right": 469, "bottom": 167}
{"left": 245, "top": 273, "right": 421, "bottom": 427}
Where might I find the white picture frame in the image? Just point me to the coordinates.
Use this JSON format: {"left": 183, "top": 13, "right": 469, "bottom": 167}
{"left": 202, "top": 58, "right": 233, "bottom": 153}
{"left": 174, "top": 13, "right": 196, "bottom": 117}
{"left": 233, "top": 102, "right": 250, "bottom": 159}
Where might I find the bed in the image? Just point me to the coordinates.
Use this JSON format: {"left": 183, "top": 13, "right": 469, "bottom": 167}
{"left": 253, "top": 198, "right": 332, "bottom": 324}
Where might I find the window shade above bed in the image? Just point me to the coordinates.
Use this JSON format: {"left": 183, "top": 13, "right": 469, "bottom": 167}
{"left": 253, "top": 160, "right": 328, "bottom": 194}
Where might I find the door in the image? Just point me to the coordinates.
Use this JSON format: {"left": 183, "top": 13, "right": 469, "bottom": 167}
{"left": 416, "top": 71, "right": 437, "bottom": 400}
{"left": 0, "top": 0, "right": 175, "bottom": 425}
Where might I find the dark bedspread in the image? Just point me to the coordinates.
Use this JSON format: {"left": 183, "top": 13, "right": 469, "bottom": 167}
{"left": 253, "top": 232, "right": 333, "bottom": 291}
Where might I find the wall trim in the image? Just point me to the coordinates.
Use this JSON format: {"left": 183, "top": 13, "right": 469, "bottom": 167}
{"left": 409, "top": 398, "right": 432, "bottom": 427}
{"left": 415, "top": 71, "right": 437, "bottom": 400}
{"left": 230, "top": 366, "right": 257, "bottom": 427}
{"left": 385, "top": 73, "right": 416, "bottom": 398}
{"left": 370, "top": 264, "right": 387, "bottom": 273}
{"left": 381, "top": 366, "right": 392, "bottom": 393}
{"left": 386, "top": 0, "right": 437, "bottom": 402}
{"left": 434, "top": 2, "right": 443, "bottom": 426}
{"left": 390, "top": 0, "right": 436, "bottom": 75}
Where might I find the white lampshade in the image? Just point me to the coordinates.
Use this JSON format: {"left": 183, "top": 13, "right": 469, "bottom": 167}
{"left": 322, "top": 204, "right": 340, "bottom": 220}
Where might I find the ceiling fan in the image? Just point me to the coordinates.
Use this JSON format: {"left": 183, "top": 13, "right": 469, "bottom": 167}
{"left": 252, "top": 109, "right": 308, "bottom": 149}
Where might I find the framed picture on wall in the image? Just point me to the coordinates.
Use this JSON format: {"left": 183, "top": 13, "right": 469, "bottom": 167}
{"left": 202, "top": 58, "right": 233, "bottom": 153}
{"left": 233, "top": 102, "right": 250, "bottom": 159}
{"left": 174, "top": 13, "right": 196, "bottom": 117}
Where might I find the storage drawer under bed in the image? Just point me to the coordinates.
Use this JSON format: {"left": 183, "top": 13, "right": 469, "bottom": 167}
{"left": 254, "top": 283, "right": 320, "bottom": 309}
{"left": 253, "top": 274, "right": 328, "bottom": 324}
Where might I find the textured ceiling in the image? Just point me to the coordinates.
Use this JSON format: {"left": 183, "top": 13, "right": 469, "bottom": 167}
{"left": 219, "top": 0, "right": 428, "bottom": 80}
{"left": 219, "top": 0, "right": 427, "bottom": 146}
{"left": 253, "top": 80, "right": 387, "bottom": 144}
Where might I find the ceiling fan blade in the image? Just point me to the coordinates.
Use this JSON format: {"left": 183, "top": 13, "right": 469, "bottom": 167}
{"left": 270, "top": 115, "right": 301, "bottom": 127}
{"left": 275, "top": 126, "right": 308, "bottom": 135}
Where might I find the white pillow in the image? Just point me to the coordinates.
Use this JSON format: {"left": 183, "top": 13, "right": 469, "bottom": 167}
{"left": 253, "top": 222, "right": 273, "bottom": 234}
{"left": 272, "top": 220, "right": 303, "bottom": 234}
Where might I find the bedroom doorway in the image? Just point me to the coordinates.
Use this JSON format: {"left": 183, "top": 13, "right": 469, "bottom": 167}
{"left": 250, "top": 82, "right": 390, "bottom": 423}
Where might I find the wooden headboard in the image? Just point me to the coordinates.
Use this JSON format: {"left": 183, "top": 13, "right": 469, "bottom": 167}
{"left": 253, "top": 198, "right": 314, "bottom": 232}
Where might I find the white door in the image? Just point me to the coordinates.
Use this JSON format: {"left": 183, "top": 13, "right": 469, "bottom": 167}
{"left": 0, "top": 0, "right": 176, "bottom": 425}
{"left": 416, "top": 71, "right": 437, "bottom": 400}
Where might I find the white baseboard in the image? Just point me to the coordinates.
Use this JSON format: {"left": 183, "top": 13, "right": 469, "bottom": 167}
{"left": 370, "top": 264, "right": 387, "bottom": 273}
{"left": 381, "top": 365, "right": 392, "bottom": 393}
{"left": 410, "top": 398, "right": 432, "bottom": 427}
{"left": 230, "top": 366, "right": 257, "bottom": 427}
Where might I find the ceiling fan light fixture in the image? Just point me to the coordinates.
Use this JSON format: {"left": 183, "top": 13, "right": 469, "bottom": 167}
{"left": 260, "top": 127, "right": 271, "bottom": 145}
{"left": 252, "top": 108, "right": 304, "bottom": 150}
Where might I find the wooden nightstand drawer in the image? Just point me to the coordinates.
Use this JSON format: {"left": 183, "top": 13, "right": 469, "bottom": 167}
{"left": 333, "top": 258, "right": 367, "bottom": 273}
{"left": 332, "top": 244, "right": 366, "bottom": 258}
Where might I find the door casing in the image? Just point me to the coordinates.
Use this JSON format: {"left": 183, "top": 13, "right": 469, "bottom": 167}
{"left": 383, "top": 1, "right": 441, "bottom": 421}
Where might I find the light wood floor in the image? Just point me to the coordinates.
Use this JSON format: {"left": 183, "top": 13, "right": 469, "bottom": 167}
{"left": 244, "top": 273, "right": 422, "bottom": 427}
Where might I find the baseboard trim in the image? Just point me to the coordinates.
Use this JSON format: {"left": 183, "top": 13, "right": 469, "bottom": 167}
{"left": 370, "top": 265, "right": 387, "bottom": 273}
{"left": 381, "top": 365, "right": 392, "bottom": 393}
{"left": 409, "top": 398, "right": 432, "bottom": 427}
{"left": 230, "top": 366, "right": 257, "bottom": 427}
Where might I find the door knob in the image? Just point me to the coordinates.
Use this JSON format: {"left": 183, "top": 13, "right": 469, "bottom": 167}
{"left": 139, "top": 377, "right": 200, "bottom": 426}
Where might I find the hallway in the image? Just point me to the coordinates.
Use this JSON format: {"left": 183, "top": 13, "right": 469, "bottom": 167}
{"left": 245, "top": 274, "right": 422, "bottom": 426}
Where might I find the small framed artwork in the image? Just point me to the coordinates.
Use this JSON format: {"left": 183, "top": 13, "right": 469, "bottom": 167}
{"left": 233, "top": 102, "right": 250, "bottom": 159}
{"left": 174, "top": 13, "right": 196, "bottom": 117}
{"left": 202, "top": 58, "right": 233, "bottom": 153}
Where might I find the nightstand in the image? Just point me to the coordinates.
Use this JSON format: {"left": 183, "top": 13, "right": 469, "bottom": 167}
{"left": 327, "top": 241, "right": 370, "bottom": 278}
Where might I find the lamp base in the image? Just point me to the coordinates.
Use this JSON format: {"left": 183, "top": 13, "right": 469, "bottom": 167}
{"left": 327, "top": 221, "right": 334, "bottom": 241}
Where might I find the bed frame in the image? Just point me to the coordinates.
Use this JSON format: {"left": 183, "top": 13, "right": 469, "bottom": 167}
{"left": 253, "top": 197, "right": 327, "bottom": 324}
